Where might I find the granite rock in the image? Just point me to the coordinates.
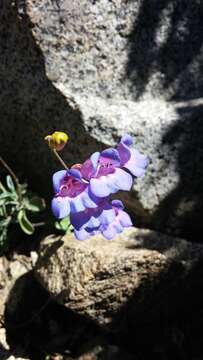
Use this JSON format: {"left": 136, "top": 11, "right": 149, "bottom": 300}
{"left": 26, "top": 0, "right": 203, "bottom": 101}
{"left": 35, "top": 228, "right": 203, "bottom": 330}
{"left": 0, "top": 254, "right": 34, "bottom": 359}
{"left": 1, "top": 1, "right": 203, "bottom": 237}
{"left": 72, "top": 95, "right": 203, "bottom": 238}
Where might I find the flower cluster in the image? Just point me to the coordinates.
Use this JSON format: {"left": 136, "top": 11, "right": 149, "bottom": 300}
{"left": 51, "top": 134, "right": 149, "bottom": 240}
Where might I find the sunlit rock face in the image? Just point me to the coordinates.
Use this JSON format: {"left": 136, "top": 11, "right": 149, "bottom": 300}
{"left": 27, "top": 0, "right": 137, "bottom": 100}
{"left": 27, "top": 0, "right": 203, "bottom": 101}
{"left": 0, "top": 0, "right": 203, "bottom": 238}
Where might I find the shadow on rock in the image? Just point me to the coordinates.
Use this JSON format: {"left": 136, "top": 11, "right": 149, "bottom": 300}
{"left": 152, "top": 103, "right": 203, "bottom": 241}
{"left": 5, "top": 231, "right": 203, "bottom": 359}
{"left": 0, "top": 0, "right": 104, "bottom": 198}
{"left": 126, "top": 0, "right": 203, "bottom": 100}
{"left": 110, "top": 256, "right": 203, "bottom": 360}
{"left": 4, "top": 271, "right": 106, "bottom": 359}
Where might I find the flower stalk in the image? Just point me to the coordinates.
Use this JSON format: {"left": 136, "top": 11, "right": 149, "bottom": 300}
{"left": 52, "top": 149, "right": 68, "bottom": 170}
{"left": 0, "top": 156, "right": 22, "bottom": 203}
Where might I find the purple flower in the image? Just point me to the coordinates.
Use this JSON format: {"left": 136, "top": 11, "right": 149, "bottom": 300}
{"left": 51, "top": 169, "right": 100, "bottom": 219}
{"left": 89, "top": 149, "right": 133, "bottom": 197}
{"left": 51, "top": 134, "right": 149, "bottom": 241}
{"left": 71, "top": 199, "right": 132, "bottom": 240}
{"left": 117, "top": 134, "right": 149, "bottom": 177}
{"left": 52, "top": 135, "right": 148, "bottom": 210}
{"left": 84, "top": 134, "right": 149, "bottom": 198}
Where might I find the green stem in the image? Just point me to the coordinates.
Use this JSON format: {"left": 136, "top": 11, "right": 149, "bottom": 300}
{"left": 32, "top": 221, "right": 46, "bottom": 227}
{"left": 2, "top": 203, "right": 8, "bottom": 218}
{"left": 0, "top": 156, "right": 22, "bottom": 203}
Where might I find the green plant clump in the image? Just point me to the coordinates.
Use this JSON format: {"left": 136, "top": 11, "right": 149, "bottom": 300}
{"left": 0, "top": 175, "right": 45, "bottom": 251}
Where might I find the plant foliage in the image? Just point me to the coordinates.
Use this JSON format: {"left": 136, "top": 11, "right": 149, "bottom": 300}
{"left": 0, "top": 175, "right": 45, "bottom": 252}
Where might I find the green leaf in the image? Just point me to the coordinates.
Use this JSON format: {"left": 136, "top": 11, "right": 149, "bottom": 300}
{"left": 17, "top": 183, "right": 27, "bottom": 197}
{"left": 0, "top": 181, "right": 6, "bottom": 193}
{"left": 60, "top": 217, "right": 71, "bottom": 231}
{"left": 55, "top": 220, "right": 62, "bottom": 231}
{"left": 17, "top": 210, "right": 34, "bottom": 235}
{"left": 0, "top": 192, "right": 13, "bottom": 200}
{"left": 0, "top": 228, "right": 7, "bottom": 246}
{"left": 0, "top": 198, "right": 18, "bottom": 207}
{"left": 55, "top": 217, "right": 73, "bottom": 233}
{"left": 0, "top": 216, "right": 11, "bottom": 227}
{"left": 24, "top": 196, "right": 46, "bottom": 212}
{"left": 6, "top": 175, "right": 15, "bottom": 192}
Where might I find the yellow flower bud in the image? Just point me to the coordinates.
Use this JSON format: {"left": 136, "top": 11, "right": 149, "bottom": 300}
{"left": 44, "top": 131, "right": 69, "bottom": 151}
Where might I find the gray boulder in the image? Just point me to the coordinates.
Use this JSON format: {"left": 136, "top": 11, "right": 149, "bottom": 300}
{"left": 26, "top": 0, "right": 203, "bottom": 101}
{"left": 74, "top": 95, "right": 203, "bottom": 238}
{"left": 0, "top": 1, "right": 203, "bottom": 237}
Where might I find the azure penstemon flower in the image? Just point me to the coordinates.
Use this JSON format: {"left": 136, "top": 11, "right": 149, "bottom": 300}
{"left": 71, "top": 199, "right": 132, "bottom": 240}
{"left": 89, "top": 134, "right": 149, "bottom": 197}
{"left": 47, "top": 132, "right": 149, "bottom": 240}
{"left": 51, "top": 169, "right": 100, "bottom": 217}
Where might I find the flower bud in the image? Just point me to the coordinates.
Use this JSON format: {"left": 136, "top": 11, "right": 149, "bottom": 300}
{"left": 44, "top": 131, "right": 69, "bottom": 151}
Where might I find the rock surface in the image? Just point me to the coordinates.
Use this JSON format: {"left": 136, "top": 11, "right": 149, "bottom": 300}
{"left": 1, "top": 1, "right": 203, "bottom": 237}
{"left": 35, "top": 228, "right": 203, "bottom": 329}
{"left": 3, "top": 229, "right": 203, "bottom": 358}
{"left": 26, "top": 0, "right": 203, "bottom": 101}
{"left": 0, "top": 254, "right": 34, "bottom": 360}
{"left": 68, "top": 95, "right": 203, "bottom": 238}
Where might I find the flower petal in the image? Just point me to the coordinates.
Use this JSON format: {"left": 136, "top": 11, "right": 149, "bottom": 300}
{"left": 98, "top": 208, "right": 116, "bottom": 226}
{"left": 70, "top": 195, "right": 86, "bottom": 213}
{"left": 90, "top": 152, "right": 100, "bottom": 172}
{"left": 90, "top": 177, "right": 111, "bottom": 197}
{"left": 68, "top": 169, "right": 82, "bottom": 180}
{"left": 81, "top": 188, "right": 100, "bottom": 208}
{"left": 74, "top": 228, "right": 90, "bottom": 241}
{"left": 124, "top": 149, "right": 149, "bottom": 177}
{"left": 102, "top": 224, "right": 117, "bottom": 240}
{"left": 111, "top": 199, "right": 124, "bottom": 210}
{"left": 68, "top": 187, "right": 97, "bottom": 213}
{"left": 121, "top": 134, "right": 133, "bottom": 146}
{"left": 80, "top": 159, "right": 95, "bottom": 180}
{"left": 90, "top": 168, "right": 132, "bottom": 197}
{"left": 86, "top": 227, "right": 100, "bottom": 235}
{"left": 111, "top": 168, "right": 133, "bottom": 192}
{"left": 51, "top": 196, "right": 70, "bottom": 219}
{"left": 132, "top": 149, "right": 150, "bottom": 168}
{"left": 113, "top": 220, "right": 124, "bottom": 233}
{"left": 88, "top": 216, "right": 101, "bottom": 229}
{"left": 119, "top": 211, "right": 133, "bottom": 227}
{"left": 70, "top": 210, "right": 91, "bottom": 230}
{"left": 100, "top": 148, "right": 121, "bottom": 167}
{"left": 117, "top": 142, "right": 131, "bottom": 166}
{"left": 117, "top": 134, "right": 133, "bottom": 166}
{"left": 71, "top": 201, "right": 116, "bottom": 231}
{"left": 52, "top": 170, "right": 67, "bottom": 193}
